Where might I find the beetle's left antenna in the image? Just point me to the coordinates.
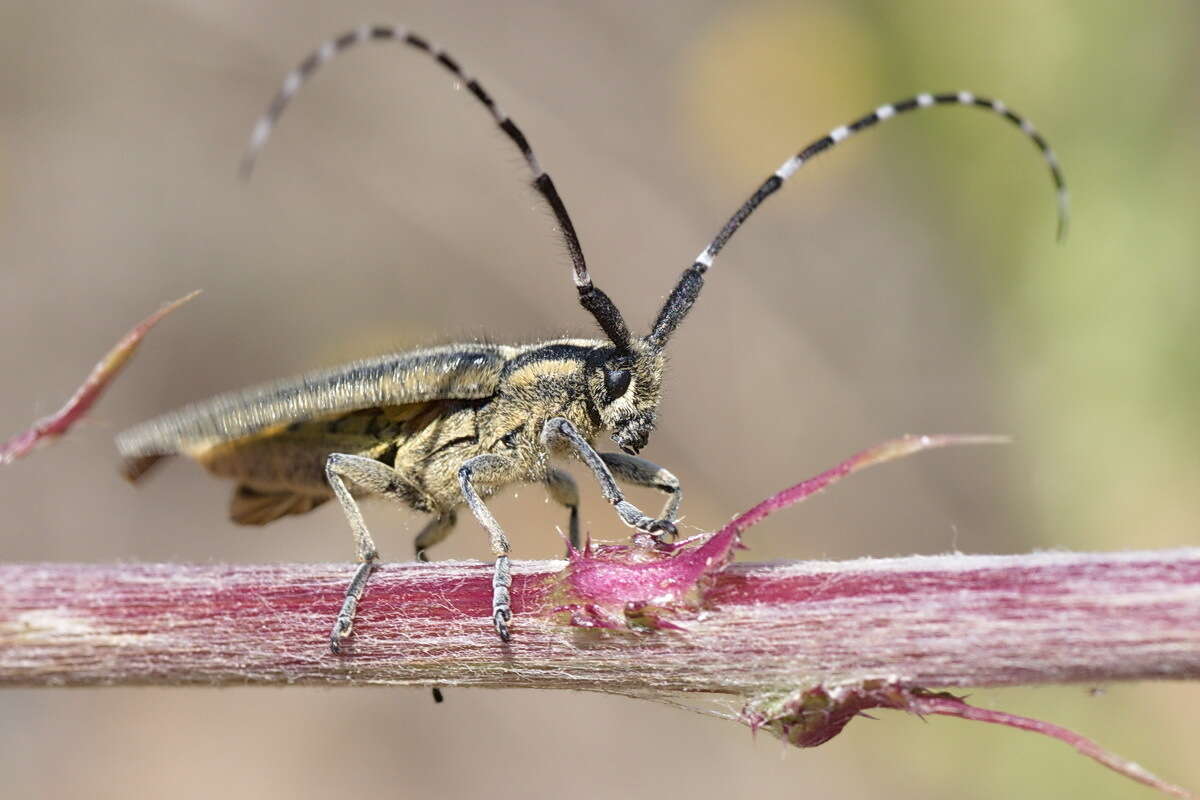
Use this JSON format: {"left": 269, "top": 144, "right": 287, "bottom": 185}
{"left": 648, "top": 92, "right": 1069, "bottom": 348}
{"left": 240, "top": 24, "right": 633, "bottom": 352}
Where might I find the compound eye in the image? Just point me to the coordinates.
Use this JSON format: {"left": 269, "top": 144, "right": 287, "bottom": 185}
{"left": 603, "top": 368, "right": 632, "bottom": 403}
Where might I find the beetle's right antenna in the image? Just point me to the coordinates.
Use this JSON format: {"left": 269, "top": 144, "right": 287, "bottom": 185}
{"left": 241, "top": 25, "right": 633, "bottom": 353}
{"left": 647, "top": 92, "right": 1069, "bottom": 348}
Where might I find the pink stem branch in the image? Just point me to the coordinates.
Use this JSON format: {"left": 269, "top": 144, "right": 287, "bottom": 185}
{"left": 2, "top": 549, "right": 1196, "bottom": 690}
{"left": 913, "top": 694, "right": 1192, "bottom": 798}
{"left": 0, "top": 435, "right": 1194, "bottom": 794}
{"left": 1, "top": 291, "right": 199, "bottom": 464}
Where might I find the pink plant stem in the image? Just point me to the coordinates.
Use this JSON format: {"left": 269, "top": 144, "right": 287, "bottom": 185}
{"left": 911, "top": 695, "right": 1192, "bottom": 798}
{"left": 1, "top": 291, "right": 199, "bottom": 464}
{"left": 1, "top": 549, "right": 1196, "bottom": 689}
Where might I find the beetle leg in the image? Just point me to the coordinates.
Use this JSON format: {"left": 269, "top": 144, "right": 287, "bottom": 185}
{"left": 545, "top": 467, "right": 581, "bottom": 552}
{"left": 599, "top": 452, "right": 682, "bottom": 535}
{"left": 540, "top": 418, "right": 676, "bottom": 539}
{"left": 324, "top": 452, "right": 410, "bottom": 653}
{"left": 414, "top": 512, "right": 456, "bottom": 705}
{"left": 414, "top": 511, "right": 457, "bottom": 562}
{"left": 413, "top": 511, "right": 458, "bottom": 703}
{"left": 458, "top": 454, "right": 517, "bottom": 641}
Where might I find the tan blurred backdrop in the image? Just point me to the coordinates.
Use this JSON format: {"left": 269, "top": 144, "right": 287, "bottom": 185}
{"left": 2, "top": 1, "right": 1198, "bottom": 798}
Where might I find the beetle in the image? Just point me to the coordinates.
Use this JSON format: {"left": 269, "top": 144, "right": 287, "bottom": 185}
{"left": 115, "top": 24, "right": 1067, "bottom": 653}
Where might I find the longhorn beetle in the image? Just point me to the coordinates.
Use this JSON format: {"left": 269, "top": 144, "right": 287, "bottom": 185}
{"left": 116, "top": 24, "right": 1068, "bottom": 654}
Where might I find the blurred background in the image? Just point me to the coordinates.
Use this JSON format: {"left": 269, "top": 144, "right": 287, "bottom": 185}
{"left": 2, "top": 1, "right": 1197, "bottom": 797}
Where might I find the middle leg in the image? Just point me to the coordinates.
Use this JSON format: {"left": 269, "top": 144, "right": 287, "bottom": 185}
{"left": 545, "top": 467, "right": 581, "bottom": 552}
{"left": 414, "top": 511, "right": 457, "bottom": 562}
{"left": 413, "top": 511, "right": 457, "bottom": 704}
{"left": 457, "top": 453, "right": 518, "bottom": 641}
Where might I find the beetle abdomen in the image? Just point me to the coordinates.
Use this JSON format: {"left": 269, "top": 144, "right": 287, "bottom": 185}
{"left": 230, "top": 485, "right": 330, "bottom": 526}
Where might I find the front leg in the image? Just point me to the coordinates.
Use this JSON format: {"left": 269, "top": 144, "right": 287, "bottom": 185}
{"left": 457, "top": 453, "right": 517, "bottom": 641}
{"left": 540, "top": 417, "right": 676, "bottom": 538}
{"left": 599, "top": 452, "right": 682, "bottom": 527}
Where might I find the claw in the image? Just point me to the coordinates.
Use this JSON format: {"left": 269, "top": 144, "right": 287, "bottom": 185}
{"left": 329, "top": 563, "right": 372, "bottom": 655}
{"left": 493, "top": 608, "right": 511, "bottom": 642}
{"left": 649, "top": 518, "right": 677, "bottom": 539}
{"left": 328, "top": 609, "right": 350, "bottom": 652}
{"left": 329, "top": 618, "right": 351, "bottom": 654}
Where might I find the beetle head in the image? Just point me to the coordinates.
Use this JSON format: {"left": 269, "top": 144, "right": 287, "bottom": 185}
{"left": 577, "top": 256, "right": 706, "bottom": 452}
{"left": 587, "top": 339, "right": 665, "bottom": 455}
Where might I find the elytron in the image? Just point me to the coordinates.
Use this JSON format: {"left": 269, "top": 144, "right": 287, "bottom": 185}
{"left": 116, "top": 24, "right": 1067, "bottom": 654}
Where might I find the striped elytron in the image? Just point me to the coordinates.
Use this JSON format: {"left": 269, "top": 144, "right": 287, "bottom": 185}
{"left": 117, "top": 24, "right": 1068, "bottom": 656}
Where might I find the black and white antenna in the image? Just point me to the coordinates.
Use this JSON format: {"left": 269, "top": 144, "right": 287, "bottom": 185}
{"left": 240, "top": 26, "right": 1068, "bottom": 354}
{"left": 241, "top": 24, "right": 632, "bottom": 353}
{"left": 648, "top": 91, "right": 1068, "bottom": 347}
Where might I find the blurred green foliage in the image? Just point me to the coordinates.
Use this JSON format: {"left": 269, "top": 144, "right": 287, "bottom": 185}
{"left": 680, "top": 3, "right": 1200, "bottom": 797}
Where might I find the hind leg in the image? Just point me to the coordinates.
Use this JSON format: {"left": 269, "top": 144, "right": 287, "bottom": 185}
{"left": 324, "top": 452, "right": 414, "bottom": 653}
